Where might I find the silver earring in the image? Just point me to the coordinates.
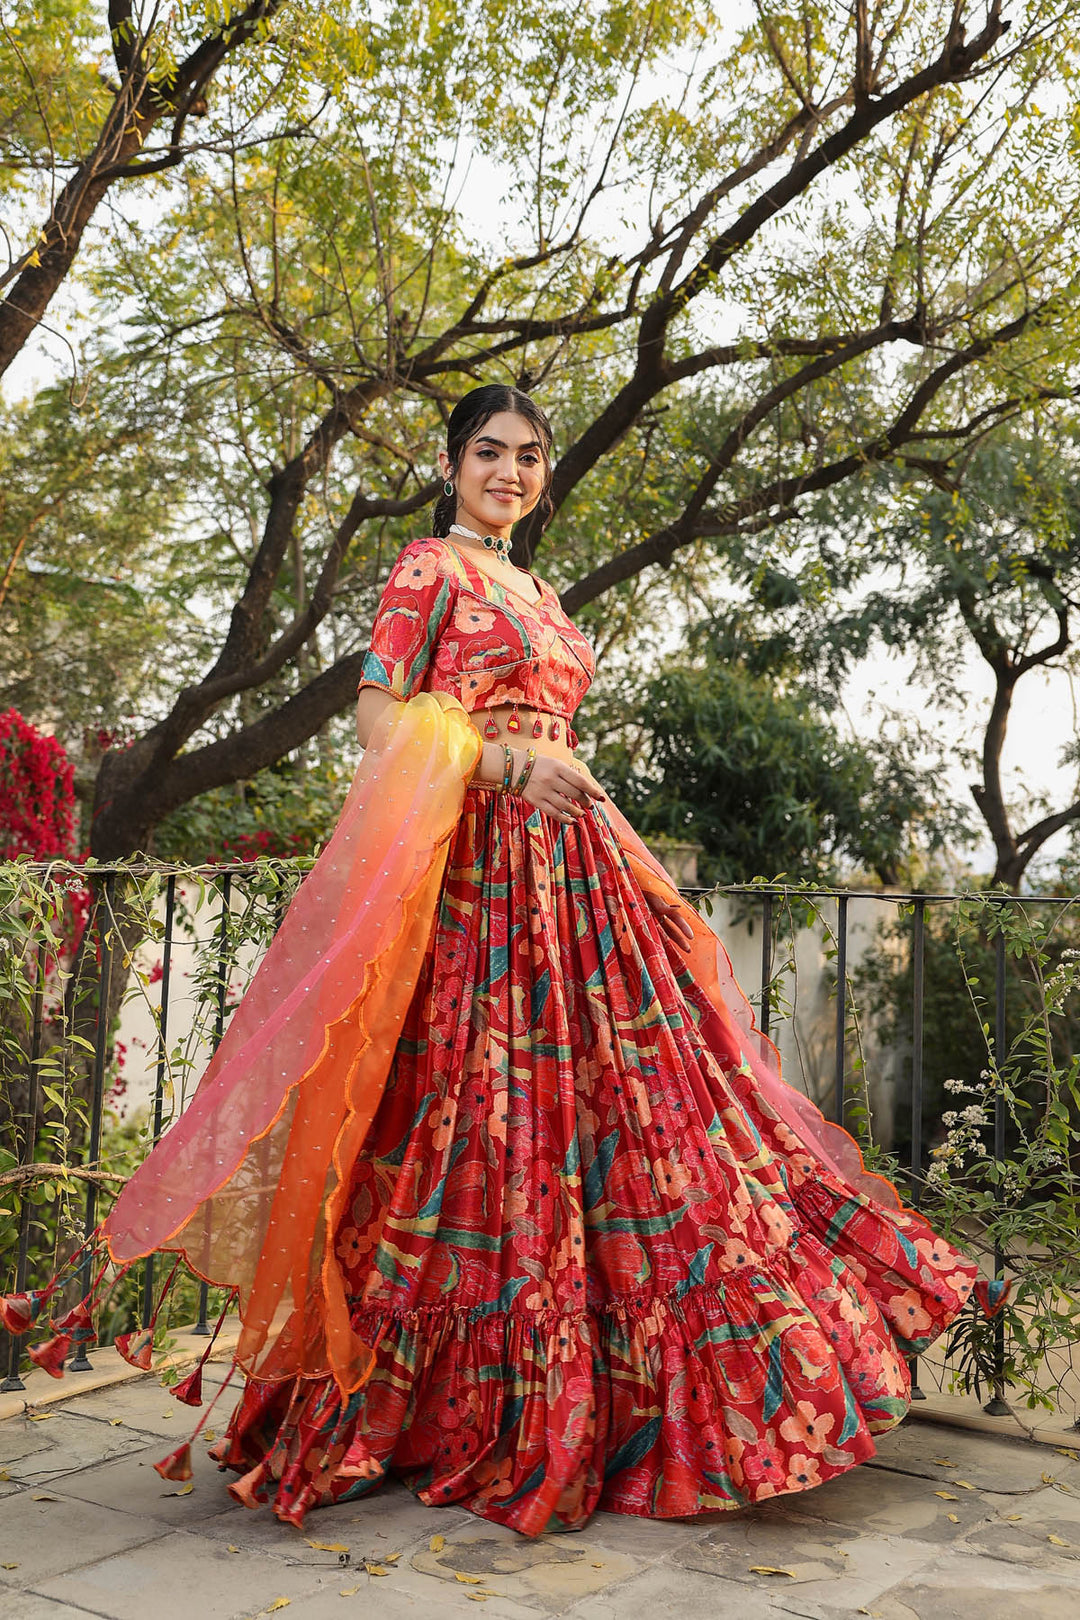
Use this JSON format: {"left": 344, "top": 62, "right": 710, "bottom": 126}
{"left": 444, "top": 479, "right": 454, "bottom": 498}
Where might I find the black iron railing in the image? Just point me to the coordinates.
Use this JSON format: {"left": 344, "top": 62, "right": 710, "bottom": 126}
{"left": 1, "top": 863, "right": 1075, "bottom": 1417}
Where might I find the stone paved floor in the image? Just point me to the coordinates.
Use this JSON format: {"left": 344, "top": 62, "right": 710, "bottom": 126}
{"left": 3, "top": 1362, "right": 1080, "bottom": 1619}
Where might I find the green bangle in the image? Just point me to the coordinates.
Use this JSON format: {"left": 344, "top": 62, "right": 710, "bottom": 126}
{"left": 512, "top": 747, "right": 537, "bottom": 797}
{"left": 500, "top": 743, "right": 514, "bottom": 793}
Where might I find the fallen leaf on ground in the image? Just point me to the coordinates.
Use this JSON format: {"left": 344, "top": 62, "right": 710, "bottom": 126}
{"left": 1042, "top": 1473, "right": 1057, "bottom": 1485}
{"left": 382, "top": 1553, "right": 401, "bottom": 1564}
{"left": 1054, "top": 1448, "right": 1079, "bottom": 1461}
{"left": 306, "top": 1539, "right": 349, "bottom": 1553}
{"left": 365, "top": 1563, "right": 390, "bottom": 1577}
{"left": 748, "top": 1566, "right": 796, "bottom": 1577}
{"left": 162, "top": 1482, "right": 194, "bottom": 1497}
{"left": 1048, "top": 1535, "right": 1070, "bottom": 1547}
{"left": 466, "top": 1597, "right": 488, "bottom": 1604}
{"left": 947, "top": 1514, "right": 960, "bottom": 1523}
{"left": 953, "top": 1480, "right": 976, "bottom": 1490}
{"left": 204, "top": 1429, "right": 217, "bottom": 1442}
{"left": 0, "top": 1470, "right": 9, "bottom": 1480}
{"left": 592, "top": 1561, "right": 605, "bottom": 1568}
{"left": 340, "top": 1588, "right": 361, "bottom": 1597}
{"left": 429, "top": 1534, "right": 445, "bottom": 1552}
{"left": 455, "top": 1572, "right": 483, "bottom": 1584}
{"left": 264, "top": 1602, "right": 291, "bottom": 1613}
{"left": 1, "top": 1563, "right": 18, "bottom": 1570}
{"left": 108, "top": 1418, "right": 125, "bottom": 1427}
{"left": 30, "top": 1493, "right": 58, "bottom": 1501}
{"left": 1003, "top": 1514, "right": 1023, "bottom": 1521}
{"left": 934, "top": 1491, "right": 959, "bottom": 1501}
{"left": 25, "top": 1412, "right": 53, "bottom": 1422}
{"left": 933, "top": 1458, "right": 956, "bottom": 1466}
{"left": 227, "top": 1545, "right": 241, "bottom": 1553}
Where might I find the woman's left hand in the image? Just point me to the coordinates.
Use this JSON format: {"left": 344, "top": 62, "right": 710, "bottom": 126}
{"left": 645, "top": 890, "right": 694, "bottom": 952}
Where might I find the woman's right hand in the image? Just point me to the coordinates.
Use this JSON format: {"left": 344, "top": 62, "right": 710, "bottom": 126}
{"left": 518, "top": 752, "right": 607, "bottom": 824}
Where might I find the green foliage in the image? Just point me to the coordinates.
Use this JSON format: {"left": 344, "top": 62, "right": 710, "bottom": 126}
{"left": 853, "top": 892, "right": 1080, "bottom": 1411}
{"left": 588, "top": 627, "right": 965, "bottom": 884}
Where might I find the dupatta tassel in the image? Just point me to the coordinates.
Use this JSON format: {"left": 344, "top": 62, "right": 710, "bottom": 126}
{"left": 51, "top": 1299, "right": 97, "bottom": 1355}
{"left": 114, "top": 1328, "right": 154, "bottom": 1370}
{"left": 27, "top": 1332, "right": 72, "bottom": 1378}
{"left": 975, "top": 1277, "right": 1011, "bottom": 1318}
{"left": 0, "top": 1287, "right": 55, "bottom": 1336}
{"left": 171, "top": 1363, "right": 203, "bottom": 1407}
{"left": 153, "top": 1442, "right": 193, "bottom": 1482}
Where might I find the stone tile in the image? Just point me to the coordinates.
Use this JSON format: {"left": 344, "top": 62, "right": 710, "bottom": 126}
{"left": 407, "top": 1519, "right": 640, "bottom": 1614}
{"left": 198, "top": 1478, "right": 473, "bottom": 1559}
{"left": 555, "top": 1507, "right": 720, "bottom": 1561}
{"left": 560, "top": 1561, "right": 789, "bottom": 1619}
{"left": 0, "top": 1491, "right": 165, "bottom": 1587}
{"left": 779, "top": 1460, "right": 995, "bottom": 1542}
{"left": 284, "top": 1565, "right": 542, "bottom": 1620}
{"left": 0, "top": 1594, "right": 100, "bottom": 1620}
{"left": 62, "top": 1378, "right": 221, "bottom": 1439}
{"left": 869, "top": 1421, "right": 1062, "bottom": 1494}
{"left": 0, "top": 1411, "right": 147, "bottom": 1482}
{"left": 35, "top": 1528, "right": 339, "bottom": 1620}
{"left": 869, "top": 1556, "right": 1080, "bottom": 1620}
{"left": 51, "top": 1438, "right": 238, "bottom": 1528}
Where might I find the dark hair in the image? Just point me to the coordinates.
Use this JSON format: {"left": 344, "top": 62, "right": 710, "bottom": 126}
{"left": 432, "top": 384, "right": 554, "bottom": 537}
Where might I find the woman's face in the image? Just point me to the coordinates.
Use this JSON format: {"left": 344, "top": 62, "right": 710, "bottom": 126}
{"left": 439, "top": 410, "right": 547, "bottom": 540}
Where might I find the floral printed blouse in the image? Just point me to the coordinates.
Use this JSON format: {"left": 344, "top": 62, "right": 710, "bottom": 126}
{"left": 357, "top": 536, "right": 595, "bottom": 725}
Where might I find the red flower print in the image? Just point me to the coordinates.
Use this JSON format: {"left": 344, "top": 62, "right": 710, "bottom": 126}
{"left": 887, "top": 1288, "right": 933, "bottom": 1339}
{"left": 784, "top": 1451, "right": 822, "bottom": 1490}
{"left": 778, "top": 1401, "right": 835, "bottom": 1455}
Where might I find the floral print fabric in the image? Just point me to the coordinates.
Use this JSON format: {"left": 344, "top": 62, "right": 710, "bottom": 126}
{"left": 212, "top": 786, "right": 979, "bottom": 1535}
{"left": 356, "top": 537, "right": 595, "bottom": 721}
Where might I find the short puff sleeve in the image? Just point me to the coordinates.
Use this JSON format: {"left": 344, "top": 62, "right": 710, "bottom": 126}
{"left": 357, "top": 539, "right": 455, "bottom": 700}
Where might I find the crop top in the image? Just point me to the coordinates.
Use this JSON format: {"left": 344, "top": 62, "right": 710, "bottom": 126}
{"left": 356, "top": 536, "right": 595, "bottom": 724}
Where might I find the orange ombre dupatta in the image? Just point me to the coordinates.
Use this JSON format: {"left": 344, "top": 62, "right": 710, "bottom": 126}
{"left": 605, "top": 800, "right": 903, "bottom": 1212}
{"left": 101, "top": 692, "right": 481, "bottom": 1397}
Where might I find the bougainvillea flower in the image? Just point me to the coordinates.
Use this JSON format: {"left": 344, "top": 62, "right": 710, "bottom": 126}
{"left": 153, "top": 1443, "right": 192, "bottom": 1482}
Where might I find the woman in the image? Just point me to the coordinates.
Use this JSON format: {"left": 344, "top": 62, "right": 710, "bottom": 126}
{"left": 4, "top": 385, "right": 997, "bottom": 1539}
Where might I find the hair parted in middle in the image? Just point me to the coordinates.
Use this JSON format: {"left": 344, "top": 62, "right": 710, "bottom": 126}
{"left": 431, "top": 383, "right": 555, "bottom": 538}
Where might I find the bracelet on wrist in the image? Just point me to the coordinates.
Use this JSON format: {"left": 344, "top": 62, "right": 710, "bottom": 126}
{"left": 500, "top": 743, "right": 514, "bottom": 793}
{"left": 511, "top": 746, "right": 537, "bottom": 797}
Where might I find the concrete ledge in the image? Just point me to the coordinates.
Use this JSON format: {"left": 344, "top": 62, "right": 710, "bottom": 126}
{"left": 0, "top": 1317, "right": 241, "bottom": 1422}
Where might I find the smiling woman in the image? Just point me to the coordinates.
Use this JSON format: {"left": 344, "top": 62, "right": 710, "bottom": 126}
{"left": 5, "top": 386, "right": 1005, "bottom": 1541}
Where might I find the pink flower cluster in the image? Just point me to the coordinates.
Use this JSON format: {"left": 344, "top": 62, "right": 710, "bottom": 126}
{"left": 0, "top": 708, "right": 76, "bottom": 859}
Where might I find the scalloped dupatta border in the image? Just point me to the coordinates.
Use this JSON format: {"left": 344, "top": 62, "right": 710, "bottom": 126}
{"left": 101, "top": 692, "right": 482, "bottom": 1399}
{"left": 603, "top": 799, "right": 905, "bottom": 1213}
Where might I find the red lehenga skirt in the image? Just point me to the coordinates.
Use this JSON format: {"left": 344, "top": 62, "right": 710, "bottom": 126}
{"left": 207, "top": 781, "right": 979, "bottom": 1535}
{"left": 3, "top": 695, "right": 992, "bottom": 1539}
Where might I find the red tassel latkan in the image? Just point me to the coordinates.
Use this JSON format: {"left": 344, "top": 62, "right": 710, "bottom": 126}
{"left": 507, "top": 705, "right": 521, "bottom": 734}
{"left": 27, "top": 1332, "right": 72, "bottom": 1378}
{"left": 114, "top": 1328, "right": 154, "bottom": 1370}
{"left": 171, "top": 1364, "right": 204, "bottom": 1407}
{"left": 483, "top": 712, "right": 499, "bottom": 739}
{"left": 153, "top": 1442, "right": 193, "bottom": 1482}
{"left": 531, "top": 715, "right": 543, "bottom": 738}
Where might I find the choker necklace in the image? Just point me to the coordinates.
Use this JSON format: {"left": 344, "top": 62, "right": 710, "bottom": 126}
{"left": 448, "top": 522, "right": 513, "bottom": 562}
